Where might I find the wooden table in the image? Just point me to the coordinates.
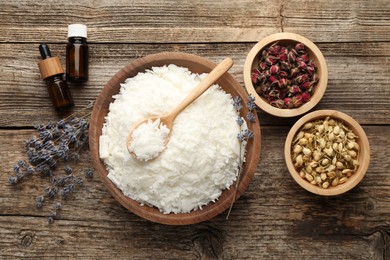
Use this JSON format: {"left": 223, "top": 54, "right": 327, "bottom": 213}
{"left": 1, "top": 0, "right": 389, "bottom": 259}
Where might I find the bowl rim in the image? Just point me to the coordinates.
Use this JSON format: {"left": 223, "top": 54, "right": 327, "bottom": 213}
{"left": 284, "top": 109, "right": 370, "bottom": 196}
{"left": 89, "top": 52, "right": 261, "bottom": 225}
{"left": 243, "top": 32, "right": 328, "bottom": 117}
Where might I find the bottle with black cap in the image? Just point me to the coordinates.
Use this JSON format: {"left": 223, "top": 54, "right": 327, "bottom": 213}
{"left": 38, "top": 44, "right": 74, "bottom": 109}
{"left": 66, "top": 24, "right": 89, "bottom": 82}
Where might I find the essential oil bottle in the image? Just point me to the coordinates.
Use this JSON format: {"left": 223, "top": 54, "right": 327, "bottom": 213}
{"left": 38, "top": 44, "right": 74, "bottom": 109}
{"left": 66, "top": 24, "right": 89, "bottom": 82}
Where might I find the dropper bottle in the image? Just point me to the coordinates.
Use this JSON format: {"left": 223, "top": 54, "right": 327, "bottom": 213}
{"left": 38, "top": 44, "right": 74, "bottom": 109}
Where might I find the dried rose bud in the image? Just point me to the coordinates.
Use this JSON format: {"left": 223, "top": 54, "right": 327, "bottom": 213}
{"left": 289, "top": 85, "right": 301, "bottom": 94}
{"left": 261, "top": 49, "right": 268, "bottom": 58}
{"left": 279, "top": 71, "right": 288, "bottom": 78}
{"left": 268, "top": 75, "right": 279, "bottom": 85}
{"left": 308, "top": 60, "right": 317, "bottom": 68}
{"left": 263, "top": 70, "right": 271, "bottom": 77}
{"left": 284, "top": 97, "right": 294, "bottom": 109}
{"left": 300, "top": 81, "right": 311, "bottom": 90}
{"left": 259, "top": 62, "right": 267, "bottom": 71}
{"left": 296, "top": 74, "right": 309, "bottom": 84}
{"left": 292, "top": 95, "right": 303, "bottom": 108}
{"left": 280, "top": 61, "right": 291, "bottom": 71}
{"left": 290, "top": 67, "right": 301, "bottom": 77}
{"left": 255, "top": 86, "right": 262, "bottom": 94}
{"left": 268, "top": 89, "right": 281, "bottom": 99}
{"left": 270, "top": 99, "right": 285, "bottom": 108}
{"left": 312, "top": 74, "right": 319, "bottom": 83}
{"left": 269, "top": 44, "right": 282, "bottom": 56}
{"left": 270, "top": 65, "right": 280, "bottom": 74}
{"left": 301, "top": 91, "right": 311, "bottom": 102}
{"left": 251, "top": 69, "right": 261, "bottom": 84}
{"left": 298, "top": 61, "right": 307, "bottom": 70}
{"left": 279, "top": 52, "right": 288, "bottom": 61}
{"left": 291, "top": 48, "right": 298, "bottom": 56}
{"left": 260, "top": 84, "right": 269, "bottom": 93}
{"left": 288, "top": 51, "right": 296, "bottom": 63}
{"left": 300, "top": 54, "right": 309, "bottom": 63}
{"left": 278, "top": 78, "right": 289, "bottom": 88}
{"left": 295, "top": 43, "right": 305, "bottom": 52}
{"left": 265, "top": 56, "right": 277, "bottom": 65}
{"left": 306, "top": 66, "right": 315, "bottom": 75}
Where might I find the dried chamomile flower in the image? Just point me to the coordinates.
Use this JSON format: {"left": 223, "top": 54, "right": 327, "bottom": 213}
{"left": 291, "top": 117, "right": 360, "bottom": 188}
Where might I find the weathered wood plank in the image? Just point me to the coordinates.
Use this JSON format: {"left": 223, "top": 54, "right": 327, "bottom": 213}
{"left": 0, "top": 0, "right": 390, "bottom": 43}
{"left": 283, "top": 0, "right": 390, "bottom": 42}
{"left": 0, "top": 0, "right": 280, "bottom": 43}
{"left": 0, "top": 42, "right": 389, "bottom": 127}
{"left": 1, "top": 126, "right": 389, "bottom": 258}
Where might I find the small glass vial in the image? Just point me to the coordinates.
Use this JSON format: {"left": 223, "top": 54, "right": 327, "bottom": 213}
{"left": 66, "top": 24, "right": 89, "bottom": 82}
{"left": 38, "top": 44, "right": 74, "bottom": 109}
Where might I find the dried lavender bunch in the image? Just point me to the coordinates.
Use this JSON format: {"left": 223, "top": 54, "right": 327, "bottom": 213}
{"left": 8, "top": 103, "right": 94, "bottom": 224}
{"left": 226, "top": 95, "right": 256, "bottom": 219}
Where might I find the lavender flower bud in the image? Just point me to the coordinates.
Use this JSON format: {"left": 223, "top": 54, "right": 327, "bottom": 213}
{"left": 237, "top": 133, "right": 245, "bottom": 142}
{"left": 35, "top": 196, "right": 44, "bottom": 209}
{"left": 64, "top": 165, "right": 72, "bottom": 175}
{"left": 8, "top": 176, "right": 18, "bottom": 185}
{"left": 55, "top": 202, "right": 62, "bottom": 210}
{"left": 247, "top": 112, "right": 256, "bottom": 123}
{"left": 47, "top": 215, "right": 54, "bottom": 224}
{"left": 236, "top": 117, "right": 244, "bottom": 126}
{"left": 84, "top": 169, "right": 94, "bottom": 179}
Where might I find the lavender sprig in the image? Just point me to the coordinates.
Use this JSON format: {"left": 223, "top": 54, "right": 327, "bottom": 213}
{"left": 226, "top": 95, "right": 256, "bottom": 220}
{"left": 8, "top": 103, "right": 94, "bottom": 224}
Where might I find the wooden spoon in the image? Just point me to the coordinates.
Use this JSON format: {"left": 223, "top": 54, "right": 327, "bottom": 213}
{"left": 127, "top": 57, "right": 234, "bottom": 160}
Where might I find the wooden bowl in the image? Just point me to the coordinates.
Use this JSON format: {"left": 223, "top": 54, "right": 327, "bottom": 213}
{"left": 244, "top": 32, "right": 328, "bottom": 117}
{"left": 284, "top": 110, "right": 370, "bottom": 196}
{"left": 89, "top": 52, "right": 261, "bottom": 225}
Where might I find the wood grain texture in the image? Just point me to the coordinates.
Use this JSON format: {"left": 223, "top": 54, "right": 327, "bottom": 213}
{"left": 1, "top": 0, "right": 390, "bottom": 43}
{"left": 1, "top": 126, "right": 389, "bottom": 258}
{"left": 0, "top": 42, "right": 389, "bottom": 127}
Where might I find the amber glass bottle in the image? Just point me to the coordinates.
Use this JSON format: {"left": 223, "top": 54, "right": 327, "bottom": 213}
{"left": 66, "top": 24, "right": 89, "bottom": 82}
{"left": 38, "top": 44, "right": 74, "bottom": 109}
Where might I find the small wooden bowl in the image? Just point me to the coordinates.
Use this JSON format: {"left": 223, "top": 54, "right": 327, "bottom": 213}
{"left": 244, "top": 32, "right": 328, "bottom": 117}
{"left": 284, "top": 110, "right": 370, "bottom": 196}
{"left": 89, "top": 52, "right": 261, "bottom": 225}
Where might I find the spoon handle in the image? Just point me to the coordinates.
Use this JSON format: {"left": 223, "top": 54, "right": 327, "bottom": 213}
{"left": 168, "top": 57, "right": 234, "bottom": 121}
